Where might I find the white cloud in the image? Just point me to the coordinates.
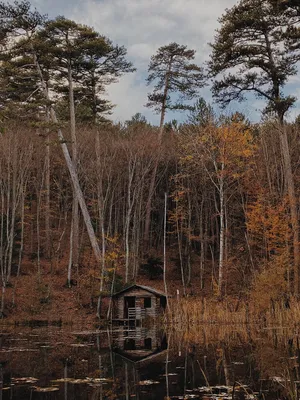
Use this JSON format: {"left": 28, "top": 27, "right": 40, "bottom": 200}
{"left": 68, "top": 0, "right": 238, "bottom": 122}
{"left": 106, "top": 73, "right": 157, "bottom": 124}
{"left": 22, "top": 0, "right": 300, "bottom": 123}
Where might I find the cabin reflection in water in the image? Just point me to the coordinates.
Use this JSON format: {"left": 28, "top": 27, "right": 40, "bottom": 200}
{"left": 112, "top": 284, "right": 167, "bottom": 324}
{"left": 112, "top": 330, "right": 168, "bottom": 400}
{"left": 112, "top": 326, "right": 167, "bottom": 362}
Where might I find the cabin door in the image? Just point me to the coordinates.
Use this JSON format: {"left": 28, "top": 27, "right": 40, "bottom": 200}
{"left": 124, "top": 296, "right": 136, "bottom": 318}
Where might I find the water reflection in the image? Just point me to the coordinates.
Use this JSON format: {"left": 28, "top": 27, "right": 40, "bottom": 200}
{"left": 0, "top": 325, "right": 299, "bottom": 399}
{"left": 112, "top": 326, "right": 167, "bottom": 359}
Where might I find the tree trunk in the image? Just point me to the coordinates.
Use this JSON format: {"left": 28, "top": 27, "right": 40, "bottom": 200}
{"left": 68, "top": 64, "right": 79, "bottom": 283}
{"left": 199, "top": 197, "right": 205, "bottom": 290}
{"left": 278, "top": 122, "right": 300, "bottom": 295}
{"left": 45, "top": 138, "right": 51, "bottom": 259}
{"left": 218, "top": 163, "right": 225, "bottom": 297}
{"left": 124, "top": 160, "right": 136, "bottom": 283}
{"left": 144, "top": 68, "right": 171, "bottom": 244}
{"left": 95, "top": 132, "right": 106, "bottom": 319}
{"left": 163, "top": 192, "right": 168, "bottom": 298}
{"left": 31, "top": 48, "right": 102, "bottom": 265}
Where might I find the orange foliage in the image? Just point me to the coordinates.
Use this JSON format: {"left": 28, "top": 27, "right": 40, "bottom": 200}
{"left": 246, "top": 193, "right": 291, "bottom": 258}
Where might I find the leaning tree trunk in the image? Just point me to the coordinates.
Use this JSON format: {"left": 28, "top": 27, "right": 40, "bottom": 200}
{"left": 31, "top": 46, "right": 102, "bottom": 278}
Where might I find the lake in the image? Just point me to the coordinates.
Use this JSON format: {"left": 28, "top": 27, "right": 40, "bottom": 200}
{"left": 0, "top": 324, "right": 298, "bottom": 399}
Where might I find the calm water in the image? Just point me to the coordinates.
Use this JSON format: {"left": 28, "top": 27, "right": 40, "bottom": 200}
{"left": 0, "top": 324, "right": 299, "bottom": 399}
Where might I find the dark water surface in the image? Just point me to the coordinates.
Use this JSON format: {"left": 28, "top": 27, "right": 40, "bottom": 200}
{"left": 0, "top": 324, "right": 299, "bottom": 399}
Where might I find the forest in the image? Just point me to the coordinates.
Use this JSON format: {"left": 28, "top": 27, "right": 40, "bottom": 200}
{"left": 0, "top": 0, "right": 300, "bottom": 323}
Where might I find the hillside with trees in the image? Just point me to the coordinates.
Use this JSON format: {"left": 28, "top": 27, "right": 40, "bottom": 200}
{"left": 0, "top": 0, "right": 300, "bottom": 323}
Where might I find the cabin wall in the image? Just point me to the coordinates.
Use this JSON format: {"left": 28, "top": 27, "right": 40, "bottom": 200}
{"left": 113, "top": 288, "right": 166, "bottom": 320}
{"left": 114, "top": 326, "right": 158, "bottom": 350}
{"left": 144, "top": 295, "right": 157, "bottom": 318}
{"left": 117, "top": 297, "right": 124, "bottom": 319}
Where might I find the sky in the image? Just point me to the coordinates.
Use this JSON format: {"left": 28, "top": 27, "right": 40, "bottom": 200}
{"left": 25, "top": 0, "right": 300, "bottom": 124}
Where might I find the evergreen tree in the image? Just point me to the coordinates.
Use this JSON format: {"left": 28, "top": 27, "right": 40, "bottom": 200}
{"left": 0, "top": 1, "right": 48, "bottom": 123}
{"left": 38, "top": 17, "right": 135, "bottom": 124}
{"left": 146, "top": 42, "right": 205, "bottom": 130}
{"left": 144, "top": 42, "right": 205, "bottom": 243}
{"left": 209, "top": 0, "right": 299, "bottom": 122}
{"left": 209, "top": 0, "right": 300, "bottom": 294}
{"left": 125, "top": 113, "right": 150, "bottom": 128}
{"left": 187, "top": 97, "right": 215, "bottom": 127}
{"left": 0, "top": 1, "right": 105, "bottom": 300}
{"left": 269, "top": 0, "right": 300, "bottom": 14}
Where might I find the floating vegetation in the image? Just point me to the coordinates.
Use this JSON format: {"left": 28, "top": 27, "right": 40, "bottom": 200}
{"left": 33, "top": 386, "right": 59, "bottom": 392}
{"left": 89, "top": 378, "right": 113, "bottom": 383}
{"left": 51, "top": 378, "right": 74, "bottom": 383}
{"left": 194, "top": 384, "right": 257, "bottom": 400}
{"left": 138, "top": 380, "right": 160, "bottom": 386}
{"left": 0, "top": 325, "right": 298, "bottom": 400}
{"left": 66, "top": 379, "right": 89, "bottom": 384}
{"left": 52, "top": 377, "right": 113, "bottom": 385}
{"left": 11, "top": 377, "right": 39, "bottom": 384}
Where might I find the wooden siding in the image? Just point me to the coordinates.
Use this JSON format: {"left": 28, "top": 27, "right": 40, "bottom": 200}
{"left": 113, "top": 286, "right": 166, "bottom": 320}
{"left": 117, "top": 297, "right": 124, "bottom": 319}
{"left": 113, "top": 326, "right": 159, "bottom": 351}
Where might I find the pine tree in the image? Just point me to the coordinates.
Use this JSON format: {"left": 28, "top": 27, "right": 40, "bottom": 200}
{"left": 38, "top": 17, "right": 135, "bottom": 124}
{"left": 209, "top": 0, "right": 299, "bottom": 121}
{"left": 146, "top": 42, "right": 205, "bottom": 130}
{"left": 144, "top": 42, "right": 205, "bottom": 243}
{"left": 209, "top": 0, "right": 300, "bottom": 294}
{"left": 187, "top": 97, "right": 215, "bottom": 127}
{"left": 0, "top": 1, "right": 104, "bottom": 292}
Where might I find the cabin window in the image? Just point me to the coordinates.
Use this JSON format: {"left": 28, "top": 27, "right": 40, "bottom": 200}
{"left": 160, "top": 296, "right": 167, "bottom": 309}
{"left": 144, "top": 297, "right": 152, "bottom": 308}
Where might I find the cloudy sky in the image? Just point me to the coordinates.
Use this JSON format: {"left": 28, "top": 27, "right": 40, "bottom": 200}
{"left": 27, "top": 0, "right": 300, "bottom": 124}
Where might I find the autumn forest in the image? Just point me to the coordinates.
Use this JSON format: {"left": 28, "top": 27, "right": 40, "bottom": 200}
{"left": 0, "top": 0, "right": 300, "bottom": 323}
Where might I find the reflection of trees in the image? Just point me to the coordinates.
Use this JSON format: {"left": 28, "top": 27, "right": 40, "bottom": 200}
{"left": 2, "top": 326, "right": 300, "bottom": 399}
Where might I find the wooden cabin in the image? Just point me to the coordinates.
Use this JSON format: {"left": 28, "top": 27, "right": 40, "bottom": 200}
{"left": 112, "top": 325, "right": 168, "bottom": 363}
{"left": 112, "top": 284, "right": 167, "bottom": 323}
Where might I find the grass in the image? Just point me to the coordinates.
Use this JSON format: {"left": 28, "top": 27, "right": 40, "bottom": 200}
{"left": 167, "top": 296, "right": 300, "bottom": 328}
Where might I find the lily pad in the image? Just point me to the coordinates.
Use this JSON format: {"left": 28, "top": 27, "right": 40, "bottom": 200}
{"left": 33, "top": 386, "right": 59, "bottom": 392}
{"left": 11, "top": 377, "right": 39, "bottom": 384}
{"left": 138, "top": 380, "right": 160, "bottom": 386}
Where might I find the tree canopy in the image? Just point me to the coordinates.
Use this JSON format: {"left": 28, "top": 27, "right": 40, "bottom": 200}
{"left": 209, "top": 0, "right": 300, "bottom": 122}
{"left": 146, "top": 42, "right": 205, "bottom": 120}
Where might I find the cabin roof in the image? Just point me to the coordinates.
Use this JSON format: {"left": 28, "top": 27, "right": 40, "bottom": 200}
{"left": 112, "top": 284, "right": 167, "bottom": 298}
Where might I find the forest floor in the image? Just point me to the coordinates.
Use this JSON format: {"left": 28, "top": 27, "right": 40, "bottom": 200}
{"left": 1, "top": 253, "right": 195, "bottom": 325}
{"left": 3, "top": 252, "right": 295, "bottom": 327}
